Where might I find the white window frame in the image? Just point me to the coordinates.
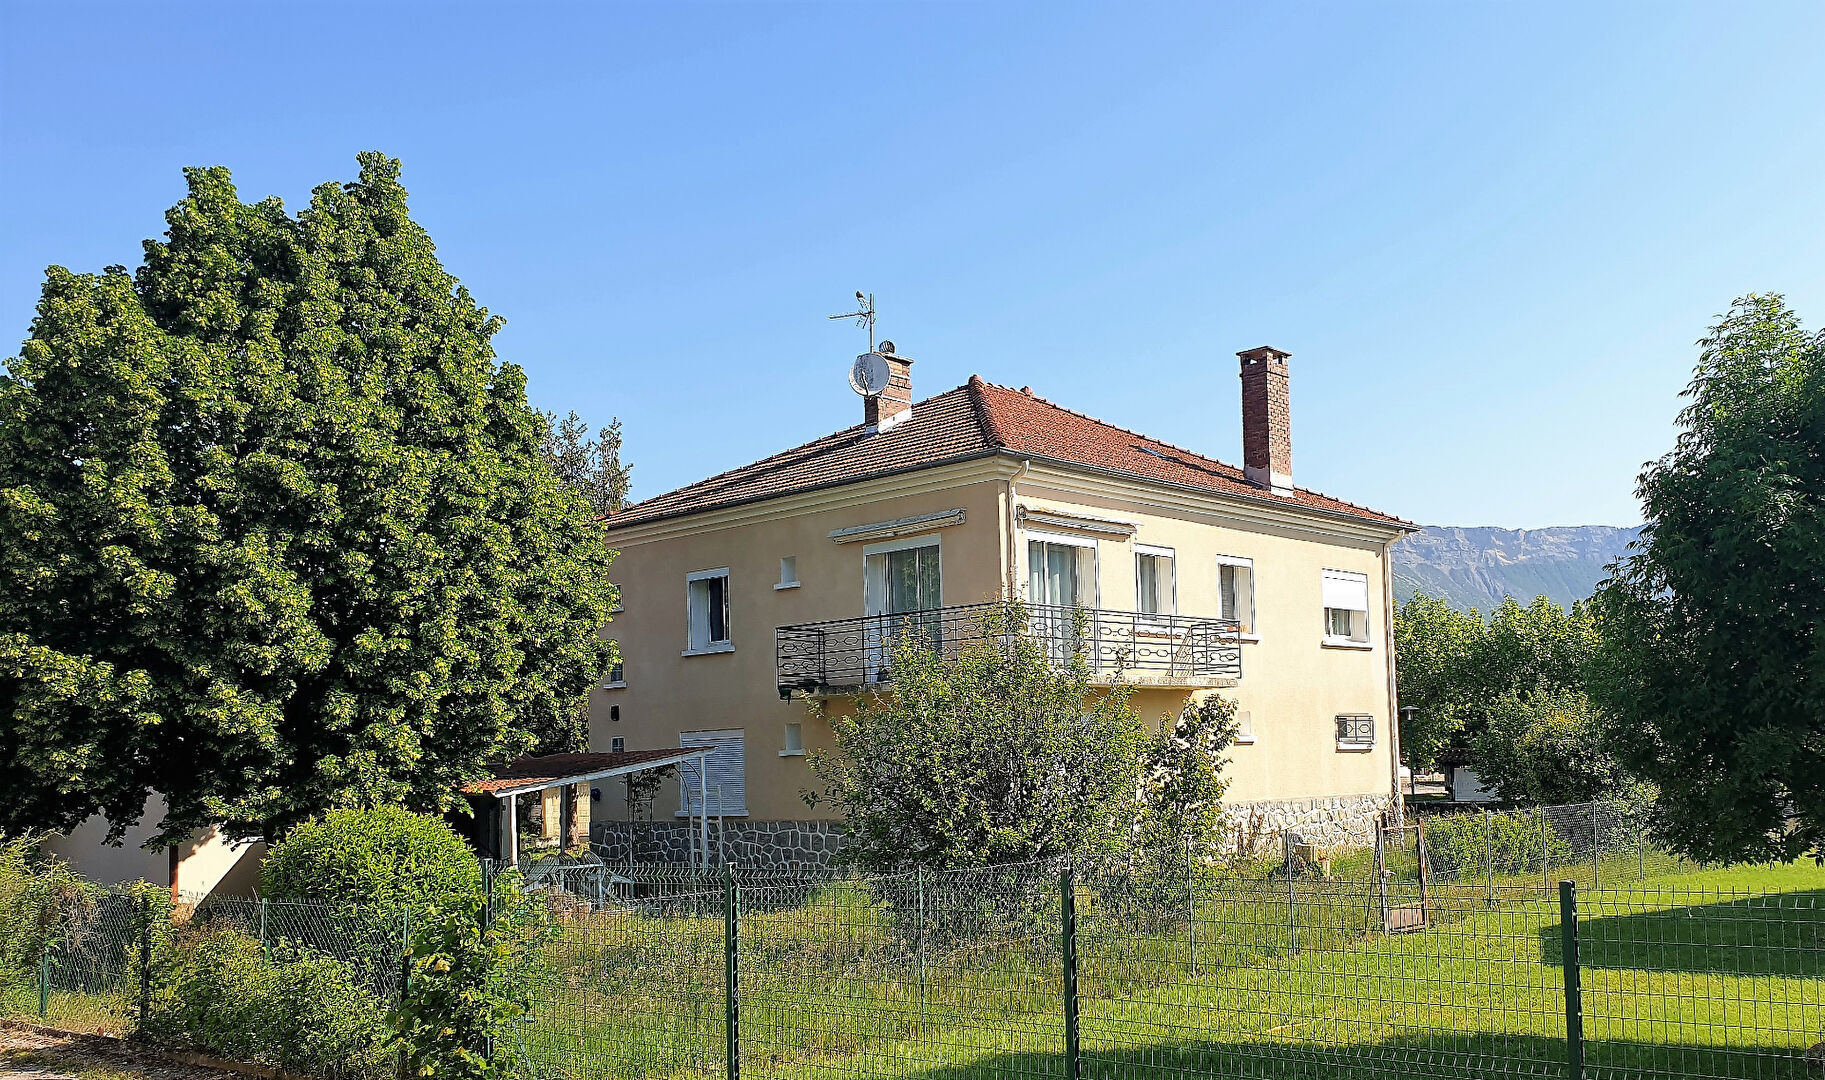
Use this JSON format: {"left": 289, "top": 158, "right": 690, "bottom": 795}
{"left": 609, "top": 736, "right": 626, "bottom": 753}
{"left": 1133, "top": 544, "right": 1176, "bottom": 619}
{"left": 603, "top": 639, "right": 625, "bottom": 689}
{"left": 1335, "top": 714, "right": 1376, "bottom": 751}
{"left": 684, "top": 567, "right": 733, "bottom": 655}
{"left": 1215, "top": 554, "right": 1256, "bottom": 637}
{"left": 861, "top": 532, "right": 944, "bottom": 610}
{"left": 1234, "top": 709, "right": 1257, "bottom": 745}
{"left": 1023, "top": 528, "right": 1100, "bottom": 608}
{"left": 780, "top": 721, "right": 805, "bottom": 757}
{"left": 1321, "top": 568, "right": 1371, "bottom": 648}
{"left": 678, "top": 728, "right": 747, "bottom": 816}
{"left": 775, "top": 555, "right": 800, "bottom": 590}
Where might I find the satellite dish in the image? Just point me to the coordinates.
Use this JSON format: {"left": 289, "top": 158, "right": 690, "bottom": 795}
{"left": 849, "top": 352, "right": 891, "bottom": 397}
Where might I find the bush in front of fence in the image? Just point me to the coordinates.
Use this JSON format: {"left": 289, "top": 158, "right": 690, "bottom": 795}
{"left": 1425, "top": 809, "right": 1574, "bottom": 878}
{"left": 261, "top": 806, "right": 481, "bottom": 918}
{"left": 0, "top": 833, "right": 99, "bottom": 1011}
{"left": 141, "top": 922, "right": 392, "bottom": 1080}
{"left": 393, "top": 876, "right": 551, "bottom": 1080}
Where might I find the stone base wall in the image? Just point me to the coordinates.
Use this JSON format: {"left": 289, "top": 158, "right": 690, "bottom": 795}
{"left": 592, "top": 793, "right": 1391, "bottom": 869}
{"left": 1220, "top": 793, "right": 1394, "bottom": 856}
{"left": 592, "top": 819, "right": 846, "bottom": 869}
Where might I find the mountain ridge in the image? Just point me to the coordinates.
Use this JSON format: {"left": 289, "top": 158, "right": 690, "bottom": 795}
{"left": 1391, "top": 525, "right": 1641, "bottom": 612}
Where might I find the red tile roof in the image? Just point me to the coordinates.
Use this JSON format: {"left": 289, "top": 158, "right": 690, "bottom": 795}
{"left": 608, "top": 377, "right": 1411, "bottom": 532}
{"left": 459, "top": 749, "right": 701, "bottom": 795}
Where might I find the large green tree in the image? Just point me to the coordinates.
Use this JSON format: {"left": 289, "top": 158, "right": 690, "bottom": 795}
{"left": 1394, "top": 593, "right": 1599, "bottom": 771}
{"left": 0, "top": 154, "right": 618, "bottom": 845}
{"left": 1591, "top": 294, "right": 1825, "bottom": 862}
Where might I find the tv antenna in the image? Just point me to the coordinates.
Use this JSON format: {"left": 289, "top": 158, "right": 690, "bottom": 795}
{"left": 829, "top": 291, "right": 876, "bottom": 353}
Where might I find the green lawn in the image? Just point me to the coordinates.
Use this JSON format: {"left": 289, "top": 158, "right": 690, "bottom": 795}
{"left": 521, "top": 862, "right": 1825, "bottom": 1080}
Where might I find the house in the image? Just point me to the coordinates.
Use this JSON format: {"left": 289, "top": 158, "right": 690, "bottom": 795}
{"left": 592, "top": 345, "right": 1414, "bottom": 866}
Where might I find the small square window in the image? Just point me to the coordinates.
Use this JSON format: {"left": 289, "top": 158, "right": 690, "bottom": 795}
{"left": 776, "top": 556, "right": 800, "bottom": 589}
{"left": 610, "top": 736, "right": 626, "bottom": 753}
{"left": 604, "top": 641, "right": 625, "bottom": 687}
{"left": 1336, "top": 714, "right": 1375, "bottom": 749}
{"left": 781, "top": 721, "right": 804, "bottom": 756}
{"left": 1235, "top": 709, "right": 1257, "bottom": 744}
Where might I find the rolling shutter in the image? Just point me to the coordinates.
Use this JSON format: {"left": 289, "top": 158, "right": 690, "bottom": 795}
{"left": 680, "top": 729, "right": 747, "bottom": 815}
{"left": 1321, "top": 569, "right": 1370, "bottom": 612}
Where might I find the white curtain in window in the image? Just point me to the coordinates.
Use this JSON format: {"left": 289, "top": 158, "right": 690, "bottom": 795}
{"left": 1321, "top": 569, "right": 1369, "bottom": 612}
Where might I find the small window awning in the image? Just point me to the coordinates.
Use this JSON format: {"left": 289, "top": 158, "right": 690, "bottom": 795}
{"left": 459, "top": 749, "right": 710, "bottom": 799}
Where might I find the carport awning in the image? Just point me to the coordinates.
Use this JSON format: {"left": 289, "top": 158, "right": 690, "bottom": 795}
{"left": 459, "top": 749, "right": 710, "bottom": 799}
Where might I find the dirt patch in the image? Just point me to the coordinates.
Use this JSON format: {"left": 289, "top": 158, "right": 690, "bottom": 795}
{"left": 1, "top": 1025, "right": 249, "bottom": 1080}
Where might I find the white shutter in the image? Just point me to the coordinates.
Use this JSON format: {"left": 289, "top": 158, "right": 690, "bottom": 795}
{"left": 1321, "top": 569, "right": 1370, "bottom": 612}
{"left": 679, "top": 730, "right": 747, "bottom": 815}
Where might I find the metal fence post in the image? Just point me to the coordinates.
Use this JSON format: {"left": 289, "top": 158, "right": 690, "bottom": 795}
{"left": 1540, "top": 806, "right": 1550, "bottom": 892}
{"left": 1591, "top": 802, "right": 1600, "bottom": 888}
{"left": 38, "top": 946, "right": 49, "bottom": 1017}
{"left": 1483, "top": 809, "right": 1495, "bottom": 905}
{"left": 1060, "top": 865, "right": 1081, "bottom": 1080}
{"left": 1560, "top": 880, "right": 1583, "bottom": 1080}
{"left": 1284, "top": 832, "right": 1297, "bottom": 956}
{"left": 259, "top": 898, "right": 269, "bottom": 958}
{"left": 724, "top": 863, "right": 740, "bottom": 1080}
{"left": 1186, "top": 836, "right": 1197, "bottom": 976}
{"left": 137, "top": 893, "right": 153, "bottom": 1028}
{"left": 916, "top": 867, "right": 927, "bottom": 1032}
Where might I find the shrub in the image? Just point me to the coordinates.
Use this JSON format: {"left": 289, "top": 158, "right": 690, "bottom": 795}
{"left": 392, "top": 878, "right": 551, "bottom": 1080}
{"left": 144, "top": 923, "right": 392, "bottom": 1080}
{"left": 1425, "top": 811, "right": 1573, "bottom": 878}
{"left": 261, "top": 807, "right": 479, "bottom": 916}
{"left": 0, "top": 832, "right": 100, "bottom": 979}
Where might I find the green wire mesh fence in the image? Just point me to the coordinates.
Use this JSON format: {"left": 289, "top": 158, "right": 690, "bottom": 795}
{"left": 8, "top": 800, "right": 1823, "bottom": 1080}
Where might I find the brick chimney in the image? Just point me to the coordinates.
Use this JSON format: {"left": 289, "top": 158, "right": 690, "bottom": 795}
{"left": 865, "top": 343, "right": 914, "bottom": 432}
{"left": 1238, "top": 346, "right": 1293, "bottom": 495}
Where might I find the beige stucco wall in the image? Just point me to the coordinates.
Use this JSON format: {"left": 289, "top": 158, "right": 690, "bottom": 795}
{"left": 593, "top": 470, "right": 1013, "bottom": 823}
{"left": 1011, "top": 477, "right": 1397, "bottom": 804}
{"left": 593, "top": 455, "right": 1404, "bottom": 825}
{"left": 40, "top": 795, "right": 266, "bottom": 898}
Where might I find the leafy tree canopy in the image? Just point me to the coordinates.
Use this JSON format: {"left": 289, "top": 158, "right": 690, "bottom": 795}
{"left": 1471, "top": 686, "right": 1641, "bottom": 806}
{"left": 1394, "top": 593, "right": 1599, "bottom": 770}
{"left": 1591, "top": 294, "right": 1825, "bottom": 862}
{"left": 541, "top": 411, "right": 631, "bottom": 518}
{"left": 0, "top": 154, "right": 618, "bottom": 846}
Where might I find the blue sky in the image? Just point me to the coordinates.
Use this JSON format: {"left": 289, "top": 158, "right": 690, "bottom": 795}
{"left": 3, "top": 3, "right": 1821, "bottom": 528}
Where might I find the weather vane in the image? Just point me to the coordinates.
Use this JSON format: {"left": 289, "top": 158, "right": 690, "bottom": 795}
{"left": 828, "top": 291, "right": 876, "bottom": 353}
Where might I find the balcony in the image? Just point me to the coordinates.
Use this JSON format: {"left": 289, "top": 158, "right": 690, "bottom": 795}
{"left": 776, "top": 602, "right": 1242, "bottom": 698}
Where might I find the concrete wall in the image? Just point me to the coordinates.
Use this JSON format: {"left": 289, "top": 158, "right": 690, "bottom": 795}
{"left": 40, "top": 795, "right": 265, "bottom": 899}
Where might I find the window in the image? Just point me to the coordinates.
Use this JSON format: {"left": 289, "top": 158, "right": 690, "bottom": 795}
{"left": 1134, "top": 545, "right": 1175, "bottom": 616}
{"left": 1027, "top": 532, "right": 1097, "bottom": 608}
{"left": 1336, "top": 714, "right": 1375, "bottom": 749}
{"left": 781, "top": 721, "right": 804, "bottom": 756}
{"left": 1235, "top": 709, "right": 1256, "bottom": 744}
{"left": 604, "top": 641, "right": 625, "bottom": 687}
{"left": 776, "top": 556, "right": 800, "bottom": 590}
{"left": 686, "top": 568, "right": 731, "bottom": 653}
{"left": 679, "top": 729, "right": 746, "bottom": 815}
{"left": 609, "top": 736, "right": 625, "bottom": 753}
{"left": 1321, "top": 569, "right": 1370, "bottom": 644}
{"left": 1217, "top": 555, "right": 1254, "bottom": 634}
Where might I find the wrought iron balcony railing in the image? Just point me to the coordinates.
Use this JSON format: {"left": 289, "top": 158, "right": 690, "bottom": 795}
{"left": 776, "top": 602, "right": 1242, "bottom": 697}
